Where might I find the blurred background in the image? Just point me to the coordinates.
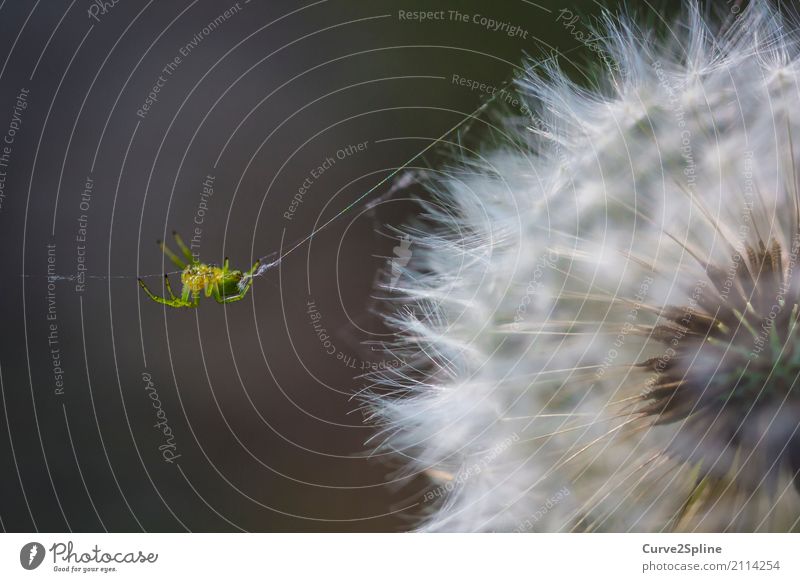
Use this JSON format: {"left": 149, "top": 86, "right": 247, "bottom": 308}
{"left": 0, "top": 0, "right": 672, "bottom": 532}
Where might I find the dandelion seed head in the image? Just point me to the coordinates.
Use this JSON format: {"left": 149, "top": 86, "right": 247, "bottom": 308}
{"left": 367, "top": 1, "right": 800, "bottom": 532}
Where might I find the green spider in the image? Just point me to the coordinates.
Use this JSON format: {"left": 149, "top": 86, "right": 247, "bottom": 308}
{"left": 138, "top": 232, "right": 261, "bottom": 307}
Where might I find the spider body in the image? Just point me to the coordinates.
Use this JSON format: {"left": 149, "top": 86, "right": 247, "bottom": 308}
{"left": 138, "top": 232, "right": 260, "bottom": 307}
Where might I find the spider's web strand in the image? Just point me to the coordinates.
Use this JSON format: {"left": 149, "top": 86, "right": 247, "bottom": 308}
{"left": 22, "top": 271, "right": 180, "bottom": 281}
{"left": 27, "top": 74, "right": 520, "bottom": 288}
{"left": 246, "top": 75, "right": 516, "bottom": 282}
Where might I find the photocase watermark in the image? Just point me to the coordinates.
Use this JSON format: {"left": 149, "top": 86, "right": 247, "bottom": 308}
{"left": 188, "top": 174, "right": 215, "bottom": 260}
{"left": 0, "top": 87, "right": 29, "bottom": 214}
{"left": 20, "top": 540, "right": 158, "bottom": 573}
{"left": 643, "top": 279, "right": 707, "bottom": 394}
{"left": 556, "top": 9, "right": 621, "bottom": 73}
{"left": 388, "top": 234, "right": 412, "bottom": 290}
{"left": 284, "top": 141, "right": 369, "bottom": 221}
{"left": 397, "top": 9, "right": 530, "bottom": 39}
{"left": 306, "top": 297, "right": 404, "bottom": 371}
{"left": 422, "top": 433, "right": 520, "bottom": 503}
{"left": 20, "top": 542, "right": 45, "bottom": 570}
{"left": 722, "top": 0, "right": 748, "bottom": 33}
{"left": 510, "top": 485, "right": 571, "bottom": 532}
{"left": 47, "top": 243, "right": 65, "bottom": 396}
{"left": 718, "top": 151, "right": 755, "bottom": 303}
{"left": 451, "top": 73, "right": 534, "bottom": 118}
{"left": 50, "top": 541, "right": 157, "bottom": 573}
{"left": 136, "top": 2, "right": 244, "bottom": 119}
{"left": 653, "top": 60, "right": 696, "bottom": 192}
{"left": 750, "top": 232, "right": 800, "bottom": 358}
{"left": 87, "top": 0, "right": 122, "bottom": 23}
{"left": 595, "top": 275, "right": 653, "bottom": 379}
{"left": 142, "top": 371, "right": 181, "bottom": 464}
{"left": 512, "top": 249, "right": 559, "bottom": 331}
{"left": 74, "top": 174, "right": 94, "bottom": 293}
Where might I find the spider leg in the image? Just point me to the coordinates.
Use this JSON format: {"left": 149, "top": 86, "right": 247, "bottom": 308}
{"left": 211, "top": 283, "right": 224, "bottom": 303}
{"left": 159, "top": 239, "right": 186, "bottom": 270}
{"left": 179, "top": 284, "right": 201, "bottom": 308}
{"left": 172, "top": 231, "right": 195, "bottom": 264}
{"left": 138, "top": 278, "right": 164, "bottom": 302}
{"left": 217, "top": 291, "right": 248, "bottom": 304}
{"left": 245, "top": 259, "right": 261, "bottom": 277}
{"left": 238, "top": 276, "right": 255, "bottom": 296}
{"left": 209, "top": 281, "right": 238, "bottom": 304}
{"left": 204, "top": 281, "right": 215, "bottom": 298}
{"left": 164, "top": 274, "right": 178, "bottom": 300}
{"left": 138, "top": 278, "right": 191, "bottom": 307}
{"left": 215, "top": 266, "right": 260, "bottom": 304}
{"left": 236, "top": 259, "right": 261, "bottom": 294}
